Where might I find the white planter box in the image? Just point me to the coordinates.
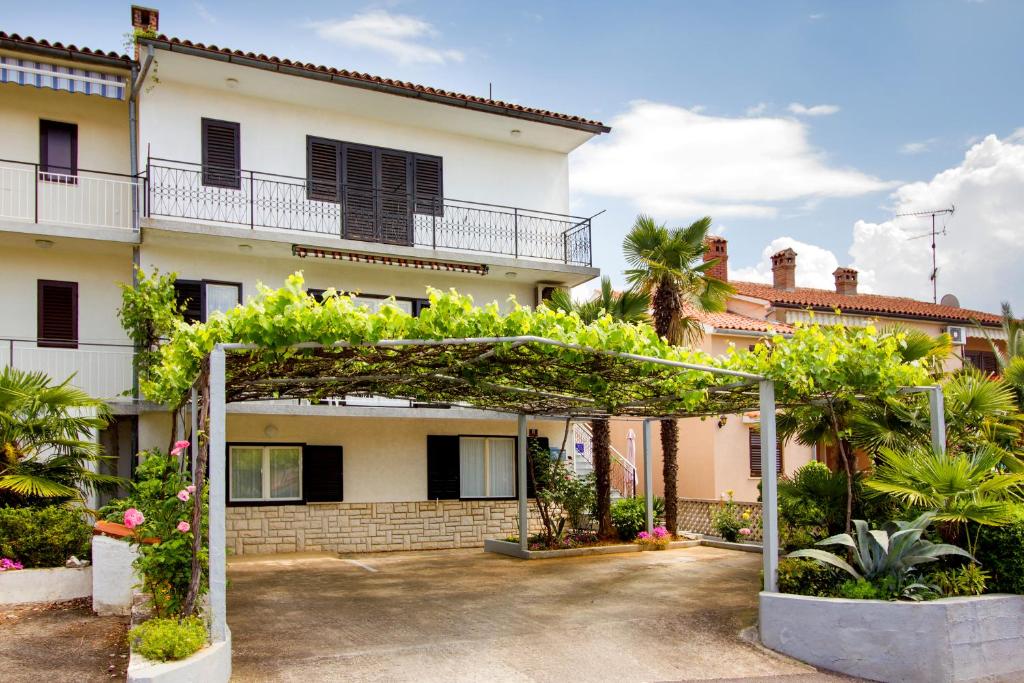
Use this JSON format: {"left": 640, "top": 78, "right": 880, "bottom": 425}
{"left": 760, "top": 591, "right": 1024, "bottom": 682}
{"left": 127, "top": 627, "right": 231, "bottom": 683}
{"left": 0, "top": 566, "right": 92, "bottom": 605}
{"left": 92, "top": 534, "right": 141, "bottom": 616}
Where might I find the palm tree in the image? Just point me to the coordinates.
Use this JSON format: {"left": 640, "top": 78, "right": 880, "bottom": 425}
{"left": 547, "top": 276, "right": 650, "bottom": 539}
{"left": 0, "top": 368, "right": 118, "bottom": 506}
{"left": 983, "top": 302, "right": 1024, "bottom": 405}
{"left": 623, "top": 214, "right": 732, "bottom": 535}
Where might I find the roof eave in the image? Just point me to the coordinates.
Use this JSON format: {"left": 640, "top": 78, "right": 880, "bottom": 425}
{"left": 0, "top": 34, "right": 133, "bottom": 70}
{"left": 138, "top": 37, "right": 611, "bottom": 136}
{"left": 772, "top": 302, "right": 1002, "bottom": 328}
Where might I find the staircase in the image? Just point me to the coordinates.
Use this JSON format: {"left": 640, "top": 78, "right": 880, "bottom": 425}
{"left": 569, "top": 422, "right": 637, "bottom": 499}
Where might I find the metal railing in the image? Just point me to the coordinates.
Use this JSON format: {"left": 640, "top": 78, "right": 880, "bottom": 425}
{"left": 571, "top": 422, "right": 637, "bottom": 498}
{"left": 0, "top": 159, "right": 141, "bottom": 231}
{"left": 145, "top": 158, "right": 593, "bottom": 266}
{"left": 1, "top": 338, "right": 135, "bottom": 400}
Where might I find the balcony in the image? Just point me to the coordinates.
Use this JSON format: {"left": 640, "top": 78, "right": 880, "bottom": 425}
{"left": 0, "top": 159, "right": 141, "bottom": 232}
{"left": 145, "top": 159, "right": 593, "bottom": 267}
{"left": 1, "top": 338, "right": 135, "bottom": 401}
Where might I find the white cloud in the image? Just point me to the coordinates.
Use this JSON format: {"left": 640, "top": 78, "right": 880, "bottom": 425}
{"left": 730, "top": 237, "right": 843, "bottom": 290}
{"left": 809, "top": 13, "right": 826, "bottom": 20}
{"left": 571, "top": 101, "right": 892, "bottom": 219}
{"left": 788, "top": 102, "right": 841, "bottom": 116}
{"left": 193, "top": 2, "right": 216, "bottom": 23}
{"left": 900, "top": 138, "right": 937, "bottom": 155}
{"left": 312, "top": 10, "right": 465, "bottom": 65}
{"left": 746, "top": 102, "right": 768, "bottom": 116}
{"left": 850, "top": 133, "right": 1024, "bottom": 310}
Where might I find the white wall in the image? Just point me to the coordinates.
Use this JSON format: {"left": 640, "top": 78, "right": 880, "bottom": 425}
{"left": 138, "top": 77, "right": 570, "bottom": 215}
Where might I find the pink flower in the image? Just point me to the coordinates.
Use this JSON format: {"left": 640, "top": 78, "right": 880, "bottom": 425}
{"left": 186, "top": 485, "right": 196, "bottom": 494}
{"left": 653, "top": 526, "right": 669, "bottom": 539}
{"left": 170, "top": 440, "right": 190, "bottom": 457}
{"left": 176, "top": 521, "right": 191, "bottom": 533}
{"left": 739, "top": 528, "right": 752, "bottom": 536}
{"left": 176, "top": 489, "right": 191, "bottom": 502}
{"left": 1, "top": 557, "right": 24, "bottom": 571}
{"left": 123, "top": 508, "right": 145, "bottom": 529}
{"left": 637, "top": 531, "right": 651, "bottom": 540}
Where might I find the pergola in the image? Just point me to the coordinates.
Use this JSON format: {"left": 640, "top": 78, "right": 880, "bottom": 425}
{"left": 188, "top": 335, "right": 948, "bottom": 644}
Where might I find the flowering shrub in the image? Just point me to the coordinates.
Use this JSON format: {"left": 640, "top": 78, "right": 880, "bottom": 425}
{"left": 712, "top": 490, "right": 743, "bottom": 542}
{"left": 635, "top": 526, "right": 670, "bottom": 550}
{"left": 1, "top": 557, "right": 24, "bottom": 570}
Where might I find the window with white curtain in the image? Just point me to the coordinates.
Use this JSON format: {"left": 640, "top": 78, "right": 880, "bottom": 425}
{"left": 205, "top": 282, "right": 242, "bottom": 320}
{"left": 229, "top": 445, "right": 302, "bottom": 502}
{"left": 352, "top": 295, "right": 413, "bottom": 315}
{"left": 459, "top": 437, "right": 515, "bottom": 498}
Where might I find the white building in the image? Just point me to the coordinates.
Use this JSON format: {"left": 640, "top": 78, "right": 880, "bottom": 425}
{"left": 0, "top": 6, "right": 608, "bottom": 553}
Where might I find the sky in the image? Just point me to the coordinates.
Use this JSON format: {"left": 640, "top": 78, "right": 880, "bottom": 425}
{"left": 4, "top": 1, "right": 1022, "bottom": 312}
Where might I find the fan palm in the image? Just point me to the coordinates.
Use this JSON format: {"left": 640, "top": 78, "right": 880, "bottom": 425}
{"left": 866, "top": 444, "right": 1024, "bottom": 551}
{"left": 623, "top": 214, "right": 732, "bottom": 535}
{"left": 981, "top": 302, "right": 1024, "bottom": 405}
{"left": 0, "top": 368, "right": 118, "bottom": 505}
{"left": 546, "top": 277, "right": 650, "bottom": 538}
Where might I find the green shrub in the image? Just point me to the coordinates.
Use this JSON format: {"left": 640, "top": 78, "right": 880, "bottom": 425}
{"left": 930, "top": 564, "right": 989, "bottom": 597}
{"left": 129, "top": 616, "right": 207, "bottom": 661}
{"left": 0, "top": 505, "right": 91, "bottom": 567}
{"left": 610, "top": 497, "right": 664, "bottom": 540}
{"left": 838, "top": 579, "right": 881, "bottom": 600}
{"left": 972, "top": 513, "right": 1024, "bottom": 594}
{"left": 776, "top": 557, "right": 841, "bottom": 597}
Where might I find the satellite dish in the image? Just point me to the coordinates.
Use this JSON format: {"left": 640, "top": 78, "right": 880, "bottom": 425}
{"left": 940, "top": 293, "right": 960, "bottom": 308}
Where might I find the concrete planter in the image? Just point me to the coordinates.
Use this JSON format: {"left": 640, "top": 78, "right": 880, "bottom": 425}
{"left": 484, "top": 538, "right": 698, "bottom": 559}
{"left": 760, "top": 591, "right": 1024, "bottom": 682}
{"left": 127, "top": 627, "right": 232, "bottom": 683}
{"left": 92, "top": 534, "right": 140, "bottom": 616}
{"left": 0, "top": 566, "right": 92, "bottom": 605}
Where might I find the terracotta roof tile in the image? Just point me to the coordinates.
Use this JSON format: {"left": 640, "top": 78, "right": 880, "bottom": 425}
{"left": 141, "top": 35, "right": 609, "bottom": 133}
{"left": 0, "top": 31, "right": 133, "bottom": 63}
{"left": 683, "top": 304, "right": 794, "bottom": 335}
{"left": 730, "top": 281, "right": 1002, "bottom": 326}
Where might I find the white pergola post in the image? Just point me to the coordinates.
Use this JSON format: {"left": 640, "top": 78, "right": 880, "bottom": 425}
{"left": 759, "top": 379, "right": 779, "bottom": 593}
{"left": 928, "top": 385, "right": 947, "bottom": 454}
{"left": 517, "top": 414, "right": 529, "bottom": 552}
{"left": 643, "top": 419, "right": 654, "bottom": 534}
{"left": 209, "top": 347, "right": 227, "bottom": 642}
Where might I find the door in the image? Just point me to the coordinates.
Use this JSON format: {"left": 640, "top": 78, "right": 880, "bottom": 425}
{"left": 341, "top": 144, "right": 412, "bottom": 245}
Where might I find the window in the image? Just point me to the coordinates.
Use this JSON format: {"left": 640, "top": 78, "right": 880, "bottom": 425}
{"left": 964, "top": 349, "right": 998, "bottom": 374}
{"left": 174, "top": 280, "right": 241, "bottom": 323}
{"left": 749, "top": 428, "right": 783, "bottom": 478}
{"left": 306, "top": 136, "right": 442, "bottom": 245}
{"left": 229, "top": 445, "right": 302, "bottom": 503}
{"left": 40, "top": 120, "right": 77, "bottom": 180}
{"left": 459, "top": 437, "right": 515, "bottom": 498}
{"left": 201, "top": 118, "right": 240, "bottom": 189}
{"left": 307, "top": 289, "right": 429, "bottom": 316}
{"left": 37, "top": 280, "right": 78, "bottom": 348}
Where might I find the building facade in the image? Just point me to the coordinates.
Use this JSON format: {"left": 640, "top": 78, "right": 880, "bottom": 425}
{"left": 0, "top": 8, "right": 609, "bottom": 553}
{"left": 614, "top": 236, "right": 1007, "bottom": 504}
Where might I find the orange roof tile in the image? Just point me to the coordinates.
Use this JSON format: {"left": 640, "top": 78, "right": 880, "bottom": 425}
{"left": 0, "top": 31, "right": 133, "bottom": 64}
{"left": 682, "top": 304, "right": 794, "bottom": 335}
{"left": 139, "top": 35, "right": 610, "bottom": 133}
{"left": 730, "top": 281, "right": 1002, "bottom": 326}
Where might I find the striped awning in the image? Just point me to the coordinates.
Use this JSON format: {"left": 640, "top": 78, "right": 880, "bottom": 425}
{"left": 0, "top": 56, "right": 126, "bottom": 100}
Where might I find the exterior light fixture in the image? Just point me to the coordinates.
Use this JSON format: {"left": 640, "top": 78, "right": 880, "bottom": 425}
{"left": 34, "top": 239, "right": 54, "bottom": 249}
{"left": 225, "top": 77, "right": 239, "bottom": 89}
{"left": 264, "top": 424, "right": 279, "bottom": 438}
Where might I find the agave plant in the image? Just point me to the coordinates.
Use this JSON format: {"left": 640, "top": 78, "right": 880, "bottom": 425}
{"left": 786, "top": 512, "right": 974, "bottom": 596}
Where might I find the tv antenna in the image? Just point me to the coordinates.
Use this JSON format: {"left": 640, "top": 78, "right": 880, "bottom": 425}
{"left": 898, "top": 205, "right": 955, "bottom": 303}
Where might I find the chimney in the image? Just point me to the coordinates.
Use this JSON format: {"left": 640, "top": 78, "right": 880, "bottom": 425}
{"left": 770, "top": 248, "right": 797, "bottom": 291}
{"left": 833, "top": 267, "right": 858, "bottom": 296}
{"left": 703, "top": 236, "right": 728, "bottom": 282}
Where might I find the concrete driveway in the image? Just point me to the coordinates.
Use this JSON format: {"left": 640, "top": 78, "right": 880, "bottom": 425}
{"left": 228, "top": 546, "right": 852, "bottom": 682}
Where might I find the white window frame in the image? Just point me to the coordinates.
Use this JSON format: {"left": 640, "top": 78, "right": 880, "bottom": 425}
{"left": 459, "top": 436, "right": 516, "bottom": 499}
{"left": 228, "top": 445, "right": 303, "bottom": 503}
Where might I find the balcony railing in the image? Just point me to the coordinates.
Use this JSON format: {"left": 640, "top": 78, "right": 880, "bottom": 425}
{"left": 145, "top": 159, "right": 592, "bottom": 266}
{"left": 1, "top": 338, "right": 135, "bottom": 400}
{"left": 0, "top": 159, "right": 141, "bottom": 232}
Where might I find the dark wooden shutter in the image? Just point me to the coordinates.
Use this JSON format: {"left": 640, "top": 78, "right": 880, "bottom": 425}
{"left": 379, "top": 150, "right": 412, "bottom": 245}
{"left": 307, "top": 288, "right": 327, "bottom": 303}
{"left": 342, "top": 144, "right": 377, "bottom": 241}
{"left": 413, "top": 154, "right": 443, "bottom": 216}
{"left": 303, "top": 445, "right": 343, "bottom": 502}
{"left": 413, "top": 298, "right": 431, "bottom": 316}
{"left": 965, "top": 349, "right": 998, "bottom": 375}
{"left": 525, "top": 436, "right": 549, "bottom": 499}
{"left": 39, "top": 120, "right": 78, "bottom": 178}
{"left": 37, "top": 280, "right": 77, "bottom": 348}
{"left": 426, "top": 435, "right": 460, "bottom": 500}
{"left": 749, "top": 429, "right": 783, "bottom": 477}
{"left": 201, "top": 118, "right": 240, "bottom": 189}
{"left": 306, "top": 137, "right": 341, "bottom": 202}
{"left": 174, "top": 281, "right": 203, "bottom": 324}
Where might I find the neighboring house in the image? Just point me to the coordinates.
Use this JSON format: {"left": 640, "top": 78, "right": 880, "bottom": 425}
{"left": 0, "top": 7, "right": 608, "bottom": 554}
{"left": 613, "top": 236, "right": 1007, "bottom": 503}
